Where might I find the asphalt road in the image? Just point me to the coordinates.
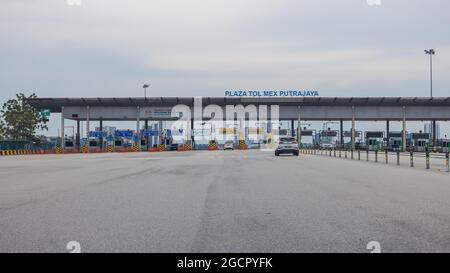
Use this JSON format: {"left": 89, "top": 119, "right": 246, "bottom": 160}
{"left": 1, "top": 150, "right": 450, "bottom": 253}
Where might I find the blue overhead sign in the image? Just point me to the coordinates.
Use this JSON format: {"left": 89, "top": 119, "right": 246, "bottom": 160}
{"left": 89, "top": 131, "right": 106, "bottom": 138}
{"left": 115, "top": 130, "right": 133, "bottom": 138}
{"left": 141, "top": 130, "right": 159, "bottom": 137}
{"left": 224, "top": 90, "right": 319, "bottom": 97}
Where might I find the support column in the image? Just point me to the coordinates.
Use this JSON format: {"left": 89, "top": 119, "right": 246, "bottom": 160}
{"left": 291, "top": 120, "right": 295, "bottom": 137}
{"left": 297, "top": 106, "right": 301, "bottom": 147}
{"left": 61, "top": 106, "right": 65, "bottom": 149}
{"left": 136, "top": 106, "right": 140, "bottom": 134}
{"left": 386, "top": 120, "right": 390, "bottom": 140}
{"left": 340, "top": 119, "right": 344, "bottom": 145}
{"left": 76, "top": 119, "right": 80, "bottom": 149}
{"left": 191, "top": 118, "right": 194, "bottom": 148}
{"left": 86, "top": 106, "right": 90, "bottom": 140}
{"left": 99, "top": 119, "right": 103, "bottom": 149}
{"left": 240, "top": 117, "right": 245, "bottom": 141}
{"left": 432, "top": 120, "right": 437, "bottom": 147}
{"left": 351, "top": 106, "right": 355, "bottom": 150}
{"left": 159, "top": 120, "right": 163, "bottom": 145}
{"left": 136, "top": 106, "right": 141, "bottom": 150}
{"left": 145, "top": 119, "right": 149, "bottom": 148}
{"left": 402, "top": 106, "right": 407, "bottom": 151}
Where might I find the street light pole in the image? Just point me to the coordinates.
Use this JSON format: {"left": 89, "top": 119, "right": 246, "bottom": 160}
{"left": 424, "top": 49, "right": 435, "bottom": 98}
{"left": 143, "top": 84, "right": 150, "bottom": 99}
{"left": 425, "top": 49, "right": 436, "bottom": 146}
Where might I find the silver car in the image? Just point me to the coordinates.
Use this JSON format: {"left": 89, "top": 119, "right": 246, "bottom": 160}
{"left": 275, "top": 137, "right": 299, "bottom": 156}
{"left": 223, "top": 141, "right": 234, "bottom": 150}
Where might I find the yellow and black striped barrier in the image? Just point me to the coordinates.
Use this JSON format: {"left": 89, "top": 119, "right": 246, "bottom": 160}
{"left": 183, "top": 144, "right": 192, "bottom": 151}
{"left": 1, "top": 149, "right": 41, "bottom": 156}
{"left": 208, "top": 142, "right": 218, "bottom": 151}
{"left": 106, "top": 145, "right": 114, "bottom": 153}
{"left": 80, "top": 146, "right": 89, "bottom": 153}
{"left": 55, "top": 147, "right": 64, "bottom": 154}
{"left": 132, "top": 144, "right": 140, "bottom": 152}
{"left": 158, "top": 144, "right": 166, "bottom": 151}
{"left": 238, "top": 140, "right": 247, "bottom": 150}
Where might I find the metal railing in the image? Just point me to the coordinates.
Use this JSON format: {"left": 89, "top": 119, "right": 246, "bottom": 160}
{"left": 300, "top": 148, "right": 450, "bottom": 172}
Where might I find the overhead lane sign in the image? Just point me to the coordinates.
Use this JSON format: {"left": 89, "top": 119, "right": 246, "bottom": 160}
{"left": 224, "top": 90, "right": 319, "bottom": 97}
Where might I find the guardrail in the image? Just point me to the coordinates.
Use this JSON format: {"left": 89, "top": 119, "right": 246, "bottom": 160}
{"left": 0, "top": 149, "right": 56, "bottom": 156}
{"left": 0, "top": 145, "right": 189, "bottom": 156}
{"left": 301, "top": 148, "right": 450, "bottom": 172}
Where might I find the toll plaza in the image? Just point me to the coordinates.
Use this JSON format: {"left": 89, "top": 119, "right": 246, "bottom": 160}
{"left": 299, "top": 129, "right": 315, "bottom": 148}
{"left": 409, "top": 132, "right": 431, "bottom": 152}
{"left": 318, "top": 130, "right": 338, "bottom": 149}
{"left": 343, "top": 131, "right": 362, "bottom": 150}
{"left": 386, "top": 132, "right": 404, "bottom": 151}
{"left": 365, "top": 131, "right": 384, "bottom": 151}
{"left": 25, "top": 96, "right": 450, "bottom": 154}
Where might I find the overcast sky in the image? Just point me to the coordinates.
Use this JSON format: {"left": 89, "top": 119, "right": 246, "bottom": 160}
{"left": 1, "top": 0, "right": 449, "bottom": 136}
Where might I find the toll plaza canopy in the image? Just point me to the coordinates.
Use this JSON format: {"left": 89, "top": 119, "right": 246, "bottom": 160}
{"left": 27, "top": 96, "right": 450, "bottom": 121}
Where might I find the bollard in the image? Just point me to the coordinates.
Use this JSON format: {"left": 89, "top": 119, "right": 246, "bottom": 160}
{"left": 366, "top": 150, "right": 369, "bottom": 161}
{"left": 334, "top": 149, "right": 336, "bottom": 157}
{"left": 410, "top": 151, "right": 414, "bottom": 167}
{"left": 329, "top": 149, "right": 332, "bottom": 157}
{"left": 351, "top": 149, "right": 354, "bottom": 160}
{"left": 345, "top": 150, "right": 348, "bottom": 159}
{"left": 375, "top": 150, "right": 378, "bottom": 163}
{"left": 426, "top": 151, "right": 430, "bottom": 169}
{"left": 339, "top": 150, "right": 341, "bottom": 158}
{"left": 397, "top": 151, "right": 400, "bottom": 166}
{"left": 385, "top": 150, "right": 388, "bottom": 164}
{"left": 446, "top": 152, "right": 449, "bottom": 172}
{"left": 358, "top": 150, "right": 361, "bottom": 161}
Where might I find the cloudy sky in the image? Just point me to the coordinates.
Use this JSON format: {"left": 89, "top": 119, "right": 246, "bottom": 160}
{"left": 1, "top": 0, "right": 449, "bottom": 136}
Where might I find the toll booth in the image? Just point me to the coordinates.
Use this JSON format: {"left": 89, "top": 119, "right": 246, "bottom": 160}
{"left": 161, "top": 129, "right": 176, "bottom": 150}
{"left": 88, "top": 131, "right": 107, "bottom": 152}
{"left": 343, "top": 131, "right": 362, "bottom": 150}
{"left": 279, "top": 129, "right": 289, "bottom": 137}
{"left": 64, "top": 137, "right": 76, "bottom": 152}
{"left": 114, "top": 130, "right": 134, "bottom": 150}
{"left": 409, "top": 132, "right": 431, "bottom": 152}
{"left": 365, "top": 131, "right": 384, "bottom": 151}
{"left": 166, "top": 129, "right": 184, "bottom": 151}
{"left": 436, "top": 139, "right": 450, "bottom": 153}
{"left": 299, "top": 129, "right": 315, "bottom": 148}
{"left": 319, "top": 130, "right": 338, "bottom": 149}
{"left": 141, "top": 129, "right": 159, "bottom": 150}
{"left": 386, "top": 132, "right": 403, "bottom": 151}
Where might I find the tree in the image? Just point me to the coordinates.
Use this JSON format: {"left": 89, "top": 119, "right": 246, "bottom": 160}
{"left": 0, "top": 93, "right": 48, "bottom": 142}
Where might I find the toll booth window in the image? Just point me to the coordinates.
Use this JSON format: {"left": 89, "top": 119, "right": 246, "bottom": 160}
{"left": 65, "top": 141, "right": 74, "bottom": 147}
{"left": 115, "top": 140, "right": 122, "bottom": 146}
{"left": 141, "top": 140, "right": 146, "bottom": 145}
{"left": 89, "top": 141, "right": 97, "bottom": 147}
